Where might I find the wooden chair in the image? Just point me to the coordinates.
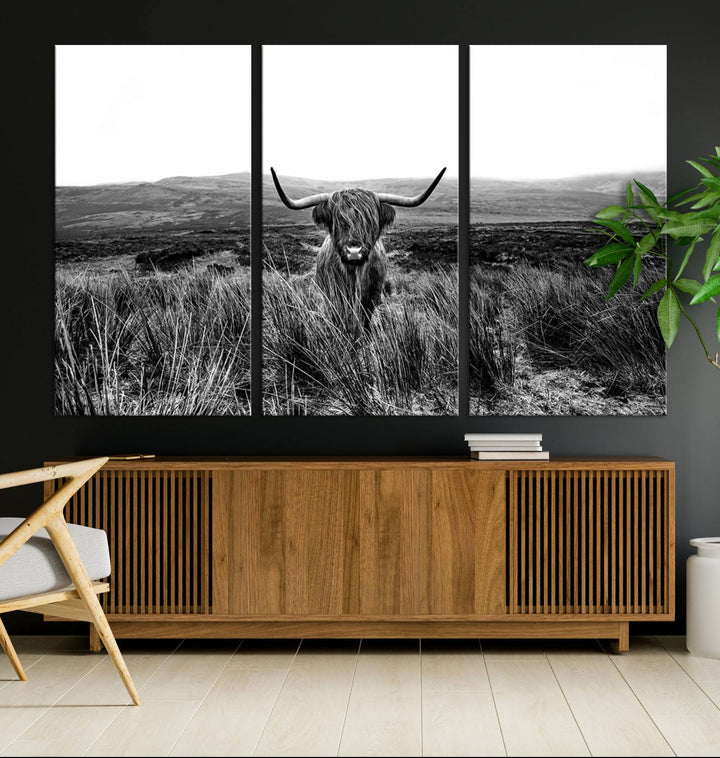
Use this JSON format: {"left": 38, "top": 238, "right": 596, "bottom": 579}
{"left": 0, "top": 457, "right": 141, "bottom": 705}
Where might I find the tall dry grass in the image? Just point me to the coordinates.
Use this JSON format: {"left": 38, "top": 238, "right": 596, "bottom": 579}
{"left": 470, "top": 260, "right": 666, "bottom": 413}
{"left": 55, "top": 266, "right": 251, "bottom": 415}
{"left": 263, "top": 262, "right": 458, "bottom": 415}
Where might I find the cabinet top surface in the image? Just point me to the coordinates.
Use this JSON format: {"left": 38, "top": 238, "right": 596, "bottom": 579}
{"left": 45, "top": 455, "right": 674, "bottom": 471}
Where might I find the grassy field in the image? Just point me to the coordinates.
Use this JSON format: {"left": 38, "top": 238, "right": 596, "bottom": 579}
{"left": 470, "top": 222, "right": 666, "bottom": 416}
{"left": 55, "top": 263, "right": 251, "bottom": 415}
{"left": 54, "top": 218, "right": 665, "bottom": 417}
{"left": 263, "top": 260, "right": 458, "bottom": 416}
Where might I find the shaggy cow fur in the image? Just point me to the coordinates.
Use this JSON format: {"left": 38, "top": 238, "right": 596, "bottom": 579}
{"left": 313, "top": 189, "right": 395, "bottom": 330}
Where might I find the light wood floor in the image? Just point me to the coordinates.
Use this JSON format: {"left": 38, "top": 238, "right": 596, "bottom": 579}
{"left": 1, "top": 634, "right": 719, "bottom": 756}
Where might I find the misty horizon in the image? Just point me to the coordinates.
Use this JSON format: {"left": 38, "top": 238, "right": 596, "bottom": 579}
{"left": 55, "top": 167, "right": 665, "bottom": 189}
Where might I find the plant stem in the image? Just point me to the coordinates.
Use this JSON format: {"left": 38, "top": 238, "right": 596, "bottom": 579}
{"left": 675, "top": 297, "right": 720, "bottom": 373}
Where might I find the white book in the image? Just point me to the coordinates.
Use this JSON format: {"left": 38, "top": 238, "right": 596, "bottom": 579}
{"left": 469, "top": 444, "right": 542, "bottom": 451}
{"left": 464, "top": 433, "right": 542, "bottom": 441}
{"left": 471, "top": 451, "right": 550, "bottom": 460}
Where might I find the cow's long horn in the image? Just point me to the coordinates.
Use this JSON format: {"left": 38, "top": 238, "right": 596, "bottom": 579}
{"left": 270, "top": 168, "right": 329, "bottom": 210}
{"left": 376, "top": 168, "right": 447, "bottom": 207}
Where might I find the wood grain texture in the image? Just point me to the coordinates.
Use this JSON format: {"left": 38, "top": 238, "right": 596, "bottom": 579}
{"left": 546, "top": 646, "right": 673, "bottom": 757}
{"left": 46, "top": 456, "right": 674, "bottom": 471}
{"left": 339, "top": 640, "right": 422, "bottom": 757}
{"left": 39, "top": 457, "right": 674, "bottom": 649}
{"left": 103, "top": 619, "right": 630, "bottom": 640}
{"left": 488, "top": 655, "right": 590, "bottom": 756}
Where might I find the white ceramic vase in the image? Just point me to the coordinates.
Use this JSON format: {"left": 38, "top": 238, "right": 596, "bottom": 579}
{"left": 686, "top": 537, "right": 720, "bottom": 658}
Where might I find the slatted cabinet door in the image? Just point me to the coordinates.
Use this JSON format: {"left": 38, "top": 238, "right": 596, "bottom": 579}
{"left": 507, "top": 467, "right": 673, "bottom": 618}
{"left": 47, "top": 467, "right": 212, "bottom": 616}
{"left": 211, "top": 467, "right": 506, "bottom": 618}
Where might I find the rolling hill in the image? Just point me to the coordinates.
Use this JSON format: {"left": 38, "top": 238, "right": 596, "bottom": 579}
{"left": 55, "top": 170, "right": 666, "bottom": 236}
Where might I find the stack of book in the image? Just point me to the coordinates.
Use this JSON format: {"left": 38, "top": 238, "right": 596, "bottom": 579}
{"left": 464, "top": 433, "right": 549, "bottom": 460}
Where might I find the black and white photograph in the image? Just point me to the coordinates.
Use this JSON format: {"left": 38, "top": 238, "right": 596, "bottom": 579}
{"left": 55, "top": 45, "right": 252, "bottom": 415}
{"left": 262, "top": 45, "right": 458, "bottom": 416}
{"left": 470, "top": 45, "right": 667, "bottom": 416}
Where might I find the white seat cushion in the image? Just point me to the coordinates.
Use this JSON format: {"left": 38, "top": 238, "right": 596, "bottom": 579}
{"left": 0, "top": 517, "right": 111, "bottom": 602}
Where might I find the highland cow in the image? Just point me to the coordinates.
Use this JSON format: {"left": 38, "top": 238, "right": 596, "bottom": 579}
{"left": 271, "top": 167, "right": 446, "bottom": 330}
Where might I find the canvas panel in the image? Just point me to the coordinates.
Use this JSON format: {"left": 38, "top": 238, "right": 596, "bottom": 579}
{"left": 262, "top": 45, "right": 459, "bottom": 416}
{"left": 469, "top": 45, "right": 667, "bottom": 416}
{"left": 54, "top": 45, "right": 252, "bottom": 415}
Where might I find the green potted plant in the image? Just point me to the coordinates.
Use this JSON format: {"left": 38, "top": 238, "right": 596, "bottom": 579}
{"left": 584, "top": 146, "right": 720, "bottom": 373}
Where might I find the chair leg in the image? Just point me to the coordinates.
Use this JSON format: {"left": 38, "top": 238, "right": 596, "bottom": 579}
{"left": 45, "top": 516, "right": 142, "bottom": 705}
{"left": 0, "top": 616, "right": 27, "bottom": 681}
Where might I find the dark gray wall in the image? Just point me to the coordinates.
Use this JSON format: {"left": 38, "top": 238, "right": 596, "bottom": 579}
{"left": 2, "top": 1, "right": 718, "bottom": 634}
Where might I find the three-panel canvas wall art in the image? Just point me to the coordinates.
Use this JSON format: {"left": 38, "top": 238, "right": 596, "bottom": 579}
{"left": 55, "top": 44, "right": 667, "bottom": 417}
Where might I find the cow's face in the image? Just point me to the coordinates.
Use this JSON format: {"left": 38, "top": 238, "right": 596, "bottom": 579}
{"left": 313, "top": 189, "right": 395, "bottom": 265}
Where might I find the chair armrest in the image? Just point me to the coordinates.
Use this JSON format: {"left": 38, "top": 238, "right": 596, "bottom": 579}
{"left": 0, "top": 457, "right": 108, "bottom": 569}
{"left": 0, "top": 458, "right": 108, "bottom": 491}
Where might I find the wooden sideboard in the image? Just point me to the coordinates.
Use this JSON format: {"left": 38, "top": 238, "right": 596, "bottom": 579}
{"left": 43, "top": 457, "right": 675, "bottom": 651}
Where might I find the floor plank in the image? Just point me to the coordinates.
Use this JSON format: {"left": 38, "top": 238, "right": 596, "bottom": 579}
{"left": 1, "top": 643, "right": 181, "bottom": 757}
{"left": 607, "top": 636, "right": 720, "bottom": 756}
{"left": 546, "top": 644, "right": 673, "bottom": 757}
{"left": 0, "top": 650, "right": 43, "bottom": 685}
{"left": 3, "top": 634, "right": 720, "bottom": 757}
{"left": 138, "top": 639, "right": 239, "bottom": 703}
{"left": 421, "top": 639, "right": 490, "bottom": 692}
{"left": 0, "top": 649, "right": 104, "bottom": 707}
{"left": 0, "top": 650, "right": 105, "bottom": 753}
{"left": 422, "top": 689, "right": 506, "bottom": 757}
{"left": 84, "top": 640, "right": 240, "bottom": 757}
{"left": 59, "top": 641, "right": 180, "bottom": 706}
{"left": 658, "top": 634, "right": 720, "bottom": 708}
{"left": 485, "top": 655, "right": 589, "bottom": 756}
{"left": 226, "top": 639, "right": 301, "bottom": 670}
{"left": 339, "top": 640, "right": 422, "bottom": 757}
{"left": 169, "top": 669, "right": 288, "bottom": 757}
{"left": 421, "top": 640, "right": 505, "bottom": 757}
{"left": 84, "top": 700, "right": 202, "bottom": 757}
{"left": 1, "top": 705, "right": 124, "bottom": 758}
{"left": 255, "top": 639, "right": 360, "bottom": 757}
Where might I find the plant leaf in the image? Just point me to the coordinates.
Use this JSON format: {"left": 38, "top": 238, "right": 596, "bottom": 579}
{"left": 657, "top": 289, "right": 680, "bottom": 347}
{"left": 595, "top": 205, "right": 626, "bottom": 219}
{"left": 688, "top": 160, "right": 714, "bottom": 178}
{"left": 592, "top": 218, "right": 635, "bottom": 244}
{"left": 606, "top": 256, "right": 634, "bottom": 300}
{"left": 641, "top": 279, "right": 667, "bottom": 300}
{"left": 690, "top": 192, "right": 720, "bottom": 210}
{"left": 717, "top": 305, "right": 720, "bottom": 342}
{"left": 583, "top": 242, "right": 634, "bottom": 267}
{"left": 677, "top": 190, "right": 708, "bottom": 207}
{"left": 703, "top": 228, "right": 720, "bottom": 281}
{"left": 669, "top": 185, "right": 698, "bottom": 204}
{"left": 633, "top": 253, "right": 642, "bottom": 288}
{"left": 673, "top": 278, "right": 701, "bottom": 296}
{"left": 636, "top": 233, "right": 657, "bottom": 255}
{"left": 634, "top": 180, "right": 660, "bottom": 206}
{"left": 690, "top": 274, "right": 720, "bottom": 305}
{"left": 661, "top": 219, "right": 715, "bottom": 238}
{"left": 674, "top": 238, "right": 698, "bottom": 280}
{"left": 626, "top": 181, "right": 634, "bottom": 206}
{"left": 701, "top": 177, "right": 720, "bottom": 191}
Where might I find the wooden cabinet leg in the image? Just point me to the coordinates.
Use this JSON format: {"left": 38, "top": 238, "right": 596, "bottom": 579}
{"left": 618, "top": 622, "right": 630, "bottom": 652}
{"left": 89, "top": 625, "right": 101, "bottom": 652}
{"left": 607, "top": 622, "right": 630, "bottom": 654}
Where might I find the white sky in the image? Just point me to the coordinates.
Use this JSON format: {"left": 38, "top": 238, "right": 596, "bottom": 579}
{"left": 471, "top": 45, "right": 666, "bottom": 180}
{"left": 56, "top": 45, "right": 251, "bottom": 186}
{"left": 264, "top": 45, "right": 458, "bottom": 182}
